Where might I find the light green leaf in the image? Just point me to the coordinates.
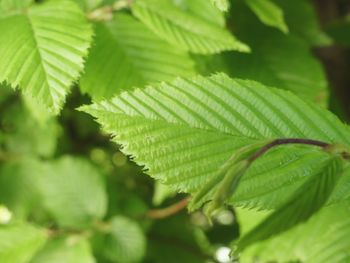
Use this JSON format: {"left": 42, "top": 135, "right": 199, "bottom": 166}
{"left": 30, "top": 237, "right": 95, "bottom": 263}
{"left": 210, "top": 0, "right": 229, "bottom": 12}
{"left": 81, "top": 73, "right": 350, "bottom": 209}
{"left": 231, "top": 145, "right": 339, "bottom": 210}
{"left": 245, "top": 0, "right": 288, "bottom": 33}
{"left": 0, "top": 0, "right": 32, "bottom": 13}
{"left": 171, "top": 0, "right": 225, "bottom": 27}
{"left": 72, "top": 0, "right": 103, "bottom": 11}
{"left": 237, "top": 156, "right": 343, "bottom": 251}
{"left": 132, "top": 0, "right": 250, "bottom": 54}
{"left": 35, "top": 156, "right": 107, "bottom": 229}
{"left": 80, "top": 14, "right": 195, "bottom": 100}
{"left": 103, "top": 216, "right": 146, "bottom": 263}
{"left": 0, "top": 0, "right": 93, "bottom": 113}
{"left": 0, "top": 222, "right": 47, "bottom": 263}
{"left": 235, "top": 207, "right": 270, "bottom": 237}
{"left": 239, "top": 203, "right": 350, "bottom": 263}
{"left": 153, "top": 181, "right": 176, "bottom": 206}
{"left": 328, "top": 165, "right": 350, "bottom": 205}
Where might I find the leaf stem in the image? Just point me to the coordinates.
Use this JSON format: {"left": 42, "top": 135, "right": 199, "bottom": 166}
{"left": 146, "top": 198, "right": 189, "bottom": 219}
{"left": 248, "top": 138, "right": 330, "bottom": 163}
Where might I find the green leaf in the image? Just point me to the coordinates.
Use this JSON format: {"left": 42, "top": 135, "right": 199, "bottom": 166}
{"left": 30, "top": 237, "right": 95, "bottom": 263}
{"left": 276, "top": 0, "right": 332, "bottom": 46}
{"left": 328, "top": 165, "right": 350, "bottom": 205}
{"left": 152, "top": 181, "right": 176, "bottom": 206}
{"left": 132, "top": 0, "right": 250, "bottom": 54}
{"left": 171, "top": 0, "right": 225, "bottom": 27}
{"left": 72, "top": 0, "right": 103, "bottom": 11}
{"left": 236, "top": 156, "right": 343, "bottom": 251}
{"left": 1, "top": 101, "right": 59, "bottom": 157}
{"left": 0, "top": 0, "right": 93, "bottom": 113}
{"left": 0, "top": 222, "right": 47, "bottom": 263}
{"left": 210, "top": 0, "right": 229, "bottom": 12}
{"left": 0, "top": 158, "right": 44, "bottom": 219}
{"left": 0, "top": 83, "right": 14, "bottom": 106}
{"left": 80, "top": 14, "right": 195, "bottom": 100}
{"left": 0, "top": 0, "right": 32, "bottom": 13}
{"left": 215, "top": 2, "right": 329, "bottom": 105}
{"left": 245, "top": 0, "right": 288, "bottom": 33}
{"left": 35, "top": 156, "right": 107, "bottom": 229}
{"left": 230, "top": 145, "right": 340, "bottom": 210}
{"left": 81, "top": 73, "right": 350, "bottom": 208}
{"left": 146, "top": 214, "right": 209, "bottom": 263}
{"left": 239, "top": 203, "right": 350, "bottom": 263}
{"left": 103, "top": 216, "right": 146, "bottom": 263}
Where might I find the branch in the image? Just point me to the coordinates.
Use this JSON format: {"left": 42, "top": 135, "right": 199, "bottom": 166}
{"left": 146, "top": 198, "right": 189, "bottom": 219}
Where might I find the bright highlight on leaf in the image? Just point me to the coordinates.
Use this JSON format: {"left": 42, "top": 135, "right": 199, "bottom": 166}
{"left": 0, "top": 206, "right": 12, "bottom": 225}
{"left": 0, "top": 0, "right": 93, "bottom": 114}
{"left": 210, "top": 0, "right": 229, "bottom": 12}
{"left": 132, "top": 0, "right": 250, "bottom": 54}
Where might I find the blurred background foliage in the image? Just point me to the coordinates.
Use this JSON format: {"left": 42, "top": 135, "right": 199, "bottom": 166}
{"left": 0, "top": 0, "right": 350, "bottom": 262}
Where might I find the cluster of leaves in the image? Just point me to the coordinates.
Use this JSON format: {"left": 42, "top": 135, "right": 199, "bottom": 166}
{"left": 1, "top": 0, "right": 350, "bottom": 262}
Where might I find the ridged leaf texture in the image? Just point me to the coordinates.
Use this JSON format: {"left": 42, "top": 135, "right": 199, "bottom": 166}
{"left": 81, "top": 73, "right": 350, "bottom": 209}
{"left": 0, "top": 0, "right": 93, "bottom": 113}
{"left": 171, "top": 0, "right": 225, "bottom": 27}
{"left": 237, "top": 156, "right": 343, "bottom": 251}
{"left": 245, "top": 0, "right": 288, "bottom": 33}
{"left": 80, "top": 14, "right": 195, "bottom": 100}
{"left": 231, "top": 145, "right": 345, "bottom": 210}
{"left": 132, "top": 0, "right": 250, "bottom": 54}
{"left": 0, "top": 222, "right": 47, "bottom": 263}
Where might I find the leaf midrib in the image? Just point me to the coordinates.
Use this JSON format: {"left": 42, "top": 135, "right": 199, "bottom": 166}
{"left": 25, "top": 9, "right": 56, "bottom": 111}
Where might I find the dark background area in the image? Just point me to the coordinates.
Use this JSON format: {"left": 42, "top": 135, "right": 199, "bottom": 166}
{"left": 315, "top": 0, "right": 350, "bottom": 121}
